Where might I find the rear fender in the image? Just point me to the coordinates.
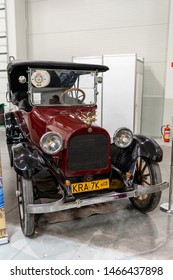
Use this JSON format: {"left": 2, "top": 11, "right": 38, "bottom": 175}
{"left": 12, "top": 143, "right": 40, "bottom": 178}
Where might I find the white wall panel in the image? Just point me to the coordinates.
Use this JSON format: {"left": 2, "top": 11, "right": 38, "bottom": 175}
{"left": 141, "top": 96, "right": 164, "bottom": 137}
{"left": 29, "top": 24, "right": 168, "bottom": 62}
{"left": 143, "top": 62, "right": 166, "bottom": 97}
{"left": 28, "top": 0, "right": 169, "bottom": 34}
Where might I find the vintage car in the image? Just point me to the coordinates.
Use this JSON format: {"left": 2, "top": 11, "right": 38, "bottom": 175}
{"left": 5, "top": 59, "right": 168, "bottom": 236}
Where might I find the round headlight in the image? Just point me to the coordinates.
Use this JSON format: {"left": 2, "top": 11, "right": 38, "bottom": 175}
{"left": 113, "top": 128, "right": 133, "bottom": 148}
{"left": 40, "top": 132, "right": 63, "bottom": 155}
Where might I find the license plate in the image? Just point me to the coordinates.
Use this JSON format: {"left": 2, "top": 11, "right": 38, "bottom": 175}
{"left": 72, "top": 179, "right": 109, "bottom": 194}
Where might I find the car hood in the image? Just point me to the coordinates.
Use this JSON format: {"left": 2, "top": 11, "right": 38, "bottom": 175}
{"left": 29, "top": 107, "right": 102, "bottom": 146}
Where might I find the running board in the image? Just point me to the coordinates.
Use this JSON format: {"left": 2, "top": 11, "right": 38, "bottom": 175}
{"left": 27, "top": 181, "right": 169, "bottom": 214}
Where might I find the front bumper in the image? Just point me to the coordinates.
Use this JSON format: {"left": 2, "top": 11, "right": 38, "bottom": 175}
{"left": 27, "top": 181, "right": 169, "bottom": 214}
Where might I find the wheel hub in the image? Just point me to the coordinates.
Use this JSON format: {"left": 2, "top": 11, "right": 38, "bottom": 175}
{"left": 134, "top": 171, "right": 142, "bottom": 184}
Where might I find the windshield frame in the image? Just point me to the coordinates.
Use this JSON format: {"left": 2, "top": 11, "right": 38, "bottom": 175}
{"left": 27, "top": 67, "right": 99, "bottom": 107}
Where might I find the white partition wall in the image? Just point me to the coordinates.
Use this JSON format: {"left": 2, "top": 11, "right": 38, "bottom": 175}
{"left": 73, "top": 54, "right": 144, "bottom": 139}
{"left": 102, "top": 54, "right": 144, "bottom": 137}
{"left": 135, "top": 59, "right": 144, "bottom": 134}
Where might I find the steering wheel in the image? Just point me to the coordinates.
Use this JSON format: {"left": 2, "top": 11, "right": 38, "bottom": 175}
{"left": 60, "top": 88, "right": 86, "bottom": 104}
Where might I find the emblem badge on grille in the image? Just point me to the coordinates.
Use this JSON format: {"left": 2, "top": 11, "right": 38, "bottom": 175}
{"left": 85, "top": 175, "right": 93, "bottom": 182}
{"left": 88, "top": 127, "right": 93, "bottom": 133}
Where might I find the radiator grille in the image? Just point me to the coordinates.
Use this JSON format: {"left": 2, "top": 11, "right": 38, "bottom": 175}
{"left": 68, "top": 134, "right": 109, "bottom": 171}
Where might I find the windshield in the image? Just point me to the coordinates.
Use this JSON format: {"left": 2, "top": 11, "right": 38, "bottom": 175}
{"left": 28, "top": 68, "right": 98, "bottom": 106}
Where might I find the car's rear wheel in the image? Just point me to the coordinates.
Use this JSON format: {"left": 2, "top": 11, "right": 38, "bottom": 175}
{"left": 130, "top": 157, "right": 162, "bottom": 212}
{"left": 16, "top": 174, "right": 35, "bottom": 236}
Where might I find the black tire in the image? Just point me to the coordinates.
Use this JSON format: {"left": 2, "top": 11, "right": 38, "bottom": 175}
{"left": 17, "top": 175, "right": 35, "bottom": 236}
{"left": 130, "top": 157, "right": 162, "bottom": 213}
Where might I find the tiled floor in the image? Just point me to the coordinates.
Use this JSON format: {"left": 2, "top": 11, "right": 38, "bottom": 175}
{"left": 0, "top": 126, "right": 173, "bottom": 260}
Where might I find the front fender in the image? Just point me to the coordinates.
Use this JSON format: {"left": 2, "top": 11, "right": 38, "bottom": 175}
{"left": 133, "top": 135, "right": 163, "bottom": 162}
{"left": 12, "top": 143, "right": 40, "bottom": 178}
{"left": 111, "top": 135, "right": 163, "bottom": 172}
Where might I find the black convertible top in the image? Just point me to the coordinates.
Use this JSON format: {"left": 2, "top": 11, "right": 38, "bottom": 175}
{"left": 7, "top": 60, "right": 109, "bottom": 93}
{"left": 7, "top": 59, "right": 109, "bottom": 73}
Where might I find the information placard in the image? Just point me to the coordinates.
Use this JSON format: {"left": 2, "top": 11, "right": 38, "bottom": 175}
{"left": 0, "top": 153, "right": 8, "bottom": 244}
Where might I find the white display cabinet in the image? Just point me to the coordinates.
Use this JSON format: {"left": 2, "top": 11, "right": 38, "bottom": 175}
{"left": 73, "top": 54, "right": 144, "bottom": 139}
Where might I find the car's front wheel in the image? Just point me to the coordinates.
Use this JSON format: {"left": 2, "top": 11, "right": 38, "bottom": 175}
{"left": 130, "top": 157, "right": 162, "bottom": 213}
{"left": 16, "top": 174, "right": 35, "bottom": 236}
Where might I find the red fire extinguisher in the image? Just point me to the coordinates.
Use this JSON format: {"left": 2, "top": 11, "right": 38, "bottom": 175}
{"left": 161, "top": 124, "right": 171, "bottom": 142}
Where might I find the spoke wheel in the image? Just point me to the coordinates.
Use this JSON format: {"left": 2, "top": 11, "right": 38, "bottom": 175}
{"left": 17, "top": 175, "right": 35, "bottom": 236}
{"left": 130, "top": 157, "right": 162, "bottom": 213}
